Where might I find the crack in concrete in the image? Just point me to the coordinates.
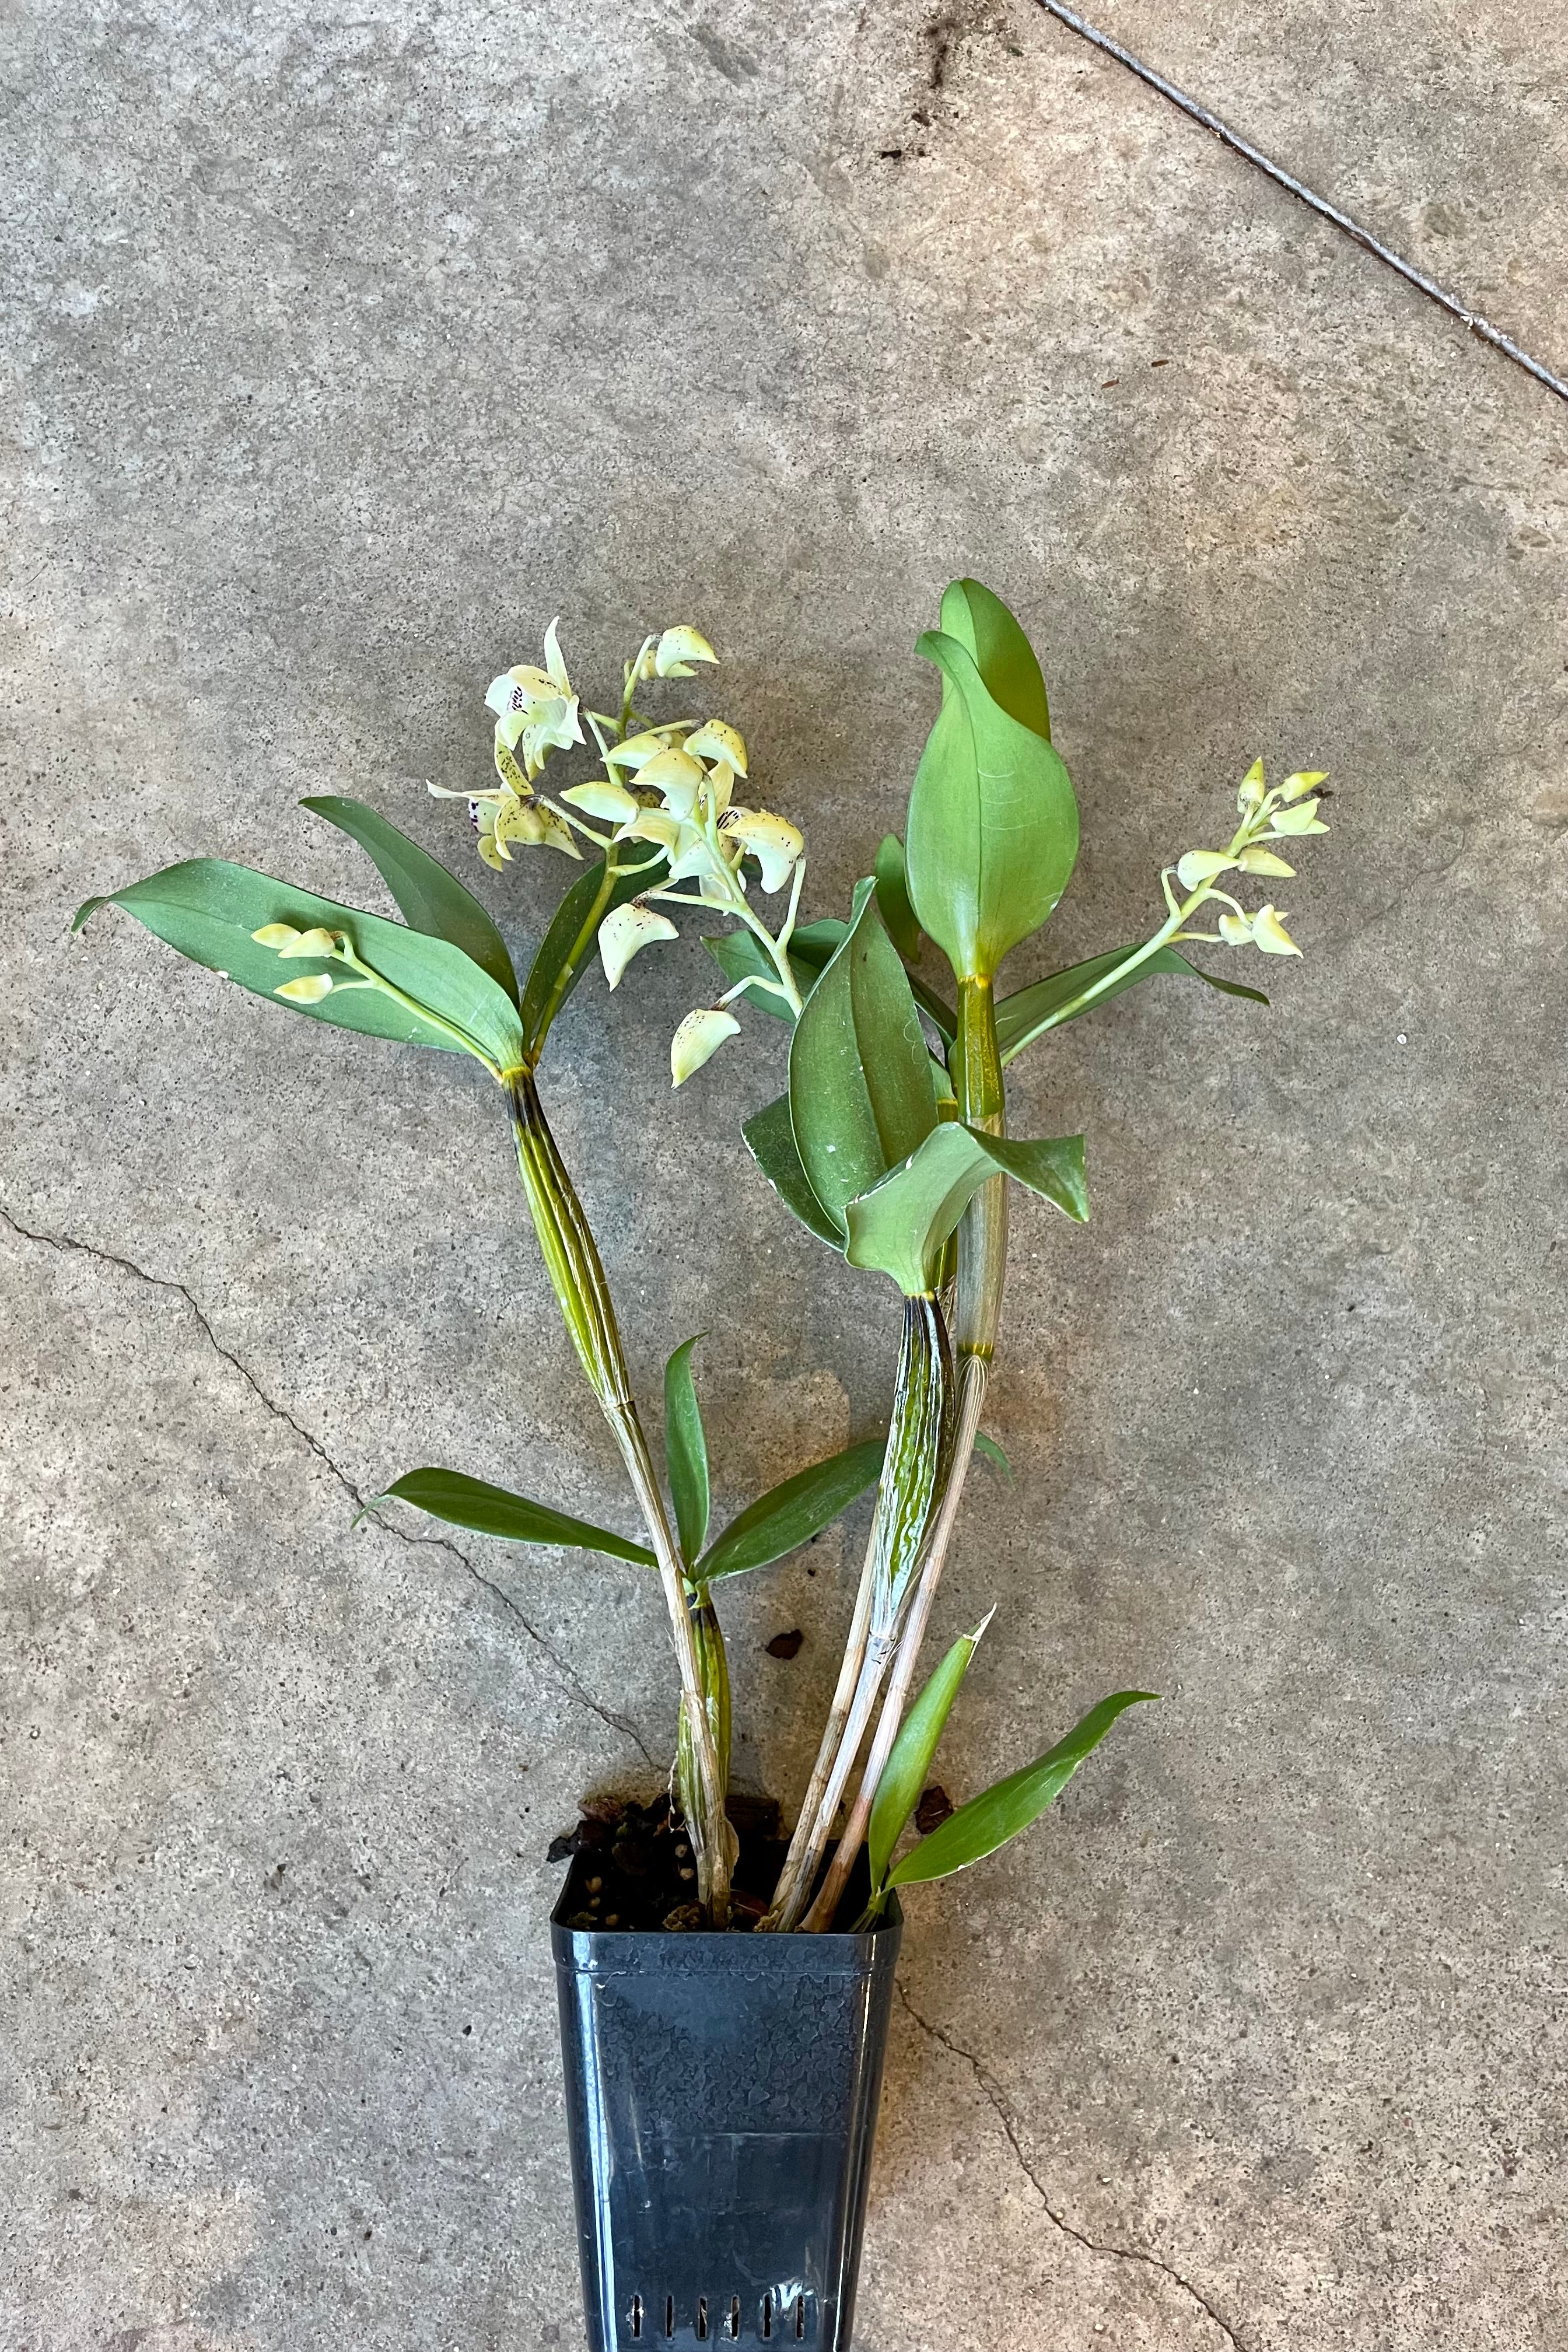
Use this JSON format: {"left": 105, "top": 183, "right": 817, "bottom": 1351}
{"left": 1030, "top": 0, "right": 1568, "bottom": 409}
{"left": 0, "top": 1203, "right": 657, "bottom": 1769}
{"left": 895, "top": 1981, "right": 1250, "bottom": 2351}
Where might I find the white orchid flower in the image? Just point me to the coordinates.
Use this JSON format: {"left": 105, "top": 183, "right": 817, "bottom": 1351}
{"left": 604, "top": 729, "right": 668, "bottom": 772}
{"left": 598, "top": 901, "right": 680, "bottom": 989}
{"left": 1251, "top": 904, "right": 1302, "bottom": 955}
{"left": 485, "top": 629, "right": 585, "bottom": 779}
{"left": 703, "top": 758, "right": 736, "bottom": 818}
{"left": 481, "top": 796, "right": 579, "bottom": 870}
{"left": 562, "top": 778, "right": 640, "bottom": 825}
{"left": 618, "top": 808, "right": 693, "bottom": 860}
{"left": 638, "top": 746, "right": 706, "bottom": 820}
{"left": 683, "top": 719, "right": 747, "bottom": 776}
{"left": 670, "top": 1006, "right": 740, "bottom": 1085}
{"left": 720, "top": 808, "right": 804, "bottom": 894}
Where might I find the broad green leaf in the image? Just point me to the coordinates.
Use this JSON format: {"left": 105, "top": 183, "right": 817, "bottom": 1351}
{"left": 844, "top": 1123, "right": 1087, "bottom": 1294}
{"left": 663, "top": 1335, "right": 710, "bottom": 1567}
{"left": 937, "top": 576, "right": 1051, "bottom": 741}
{"left": 519, "top": 848, "right": 671, "bottom": 1052}
{"left": 868, "top": 1616, "right": 990, "bottom": 1894}
{"left": 74, "top": 860, "right": 528, "bottom": 1074}
{"left": 887, "top": 1689, "right": 1157, "bottom": 1887}
{"left": 301, "top": 796, "right": 519, "bottom": 1007}
{"left": 714, "top": 914, "right": 957, "bottom": 1045}
{"left": 996, "top": 944, "right": 1267, "bottom": 1065}
{"left": 742, "top": 1096, "right": 844, "bottom": 1250}
{"left": 973, "top": 1432, "right": 1012, "bottom": 1482}
{"left": 874, "top": 834, "right": 923, "bottom": 964}
{"left": 379, "top": 1466, "right": 656, "bottom": 1563}
{"left": 789, "top": 881, "right": 938, "bottom": 1243}
{"left": 905, "top": 589, "right": 1080, "bottom": 982}
{"left": 698, "top": 1436, "right": 886, "bottom": 1580}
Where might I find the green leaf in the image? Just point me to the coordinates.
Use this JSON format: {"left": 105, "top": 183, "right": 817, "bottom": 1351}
{"left": 939, "top": 576, "right": 1053, "bottom": 741}
{"left": 519, "top": 849, "right": 671, "bottom": 1052}
{"left": 379, "top": 1467, "right": 656, "bottom": 1564}
{"left": 844, "top": 1122, "right": 1087, "bottom": 1294}
{"left": 663, "top": 1335, "right": 710, "bottom": 1567}
{"left": 742, "top": 1094, "right": 845, "bottom": 1251}
{"left": 74, "top": 860, "right": 528, "bottom": 1074}
{"left": 868, "top": 1615, "right": 990, "bottom": 1895}
{"left": 874, "top": 834, "right": 923, "bottom": 964}
{"left": 973, "top": 1432, "right": 1012, "bottom": 1483}
{"left": 905, "top": 583, "right": 1080, "bottom": 983}
{"left": 698, "top": 1436, "right": 886, "bottom": 1580}
{"left": 788, "top": 881, "right": 939, "bottom": 1245}
{"left": 887, "top": 1690, "right": 1158, "bottom": 1888}
{"left": 300, "top": 796, "right": 519, "bottom": 1007}
{"left": 996, "top": 944, "right": 1268, "bottom": 1065}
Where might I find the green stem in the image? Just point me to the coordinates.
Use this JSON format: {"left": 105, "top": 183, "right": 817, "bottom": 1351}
{"left": 527, "top": 852, "right": 622, "bottom": 1068}
{"left": 507, "top": 1071, "right": 733, "bottom": 1921}
{"left": 782, "top": 1290, "right": 954, "bottom": 1934}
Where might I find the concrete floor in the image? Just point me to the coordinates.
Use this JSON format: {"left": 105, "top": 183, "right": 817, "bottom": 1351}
{"left": 3, "top": 4, "right": 1565, "bottom": 2347}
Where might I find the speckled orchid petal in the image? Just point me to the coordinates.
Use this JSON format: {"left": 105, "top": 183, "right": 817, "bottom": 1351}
{"left": 670, "top": 1006, "right": 740, "bottom": 1086}
{"left": 598, "top": 901, "right": 681, "bottom": 991}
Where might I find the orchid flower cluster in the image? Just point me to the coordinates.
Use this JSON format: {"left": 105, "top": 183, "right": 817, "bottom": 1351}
{"left": 430, "top": 622, "right": 807, "bottom": 1086}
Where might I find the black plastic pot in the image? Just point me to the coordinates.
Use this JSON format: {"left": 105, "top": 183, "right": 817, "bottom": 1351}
{"left": 552, "top": 1855, "right": 902, "bottom": 2350}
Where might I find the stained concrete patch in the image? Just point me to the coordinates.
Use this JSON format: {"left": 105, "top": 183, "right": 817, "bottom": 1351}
{"left": 2, "top": 3, "right": 1566, "bottom": 2347}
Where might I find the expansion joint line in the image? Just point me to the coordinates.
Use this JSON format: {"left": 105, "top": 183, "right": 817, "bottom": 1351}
{"left": 1031, "top": 0, "right": 1568, "bottom": 407}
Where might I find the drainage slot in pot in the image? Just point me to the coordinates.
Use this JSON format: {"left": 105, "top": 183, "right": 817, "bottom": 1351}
{"left": 664, "top": 2294, "right": 675, "bottom": 2339}
{"left": 793, "top": 2293, "right": 806, "bottom": 2340}
{"left": 696, "top": 2297, "right": 708, "bottom": 2340}
{"left": 761, "top": 2292, "right": 772, "bottom": 2339}
{"left": 726, "top": 2295, "right": 740, "bottom": 2339}
{"left": 629, "top": 2294, "right": 643, "bottom": 2340}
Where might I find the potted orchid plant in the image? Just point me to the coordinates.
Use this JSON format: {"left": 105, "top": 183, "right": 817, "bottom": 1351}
{"left": 76, "top": 580, "right": 1329, "bottom": 2350}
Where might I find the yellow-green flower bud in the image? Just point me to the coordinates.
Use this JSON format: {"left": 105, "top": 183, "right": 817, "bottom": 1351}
{"left": 251, "top": 923, "right": 303, "bottom": 951}
{"left": 275, "top": 974, "right": 334, "bottom": 1004}
{"left": 1176, "top": 849, "right": 1235, "bottom": 890}
{"left": 277, "top": 926, "right": 340, "bottom": 959}
{"left": 1235, "top": 845, "right": 1296, "bottom": 877}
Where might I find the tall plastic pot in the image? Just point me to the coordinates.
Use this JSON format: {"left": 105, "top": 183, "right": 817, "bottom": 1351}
{"left": 551, "top": 1863, "right": 902, "bottom": 2350}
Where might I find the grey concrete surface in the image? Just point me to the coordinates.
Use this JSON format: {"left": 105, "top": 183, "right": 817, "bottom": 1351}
{"left": 2, "top": 4, "right": 1564, "bottom": 2348}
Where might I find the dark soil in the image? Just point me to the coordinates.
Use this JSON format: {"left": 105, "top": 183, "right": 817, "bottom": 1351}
{"left": 548, "top": 1791, "right": 876, "bottom": 1933}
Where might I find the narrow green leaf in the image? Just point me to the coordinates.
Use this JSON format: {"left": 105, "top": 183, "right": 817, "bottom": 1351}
{"left": 874, "top": 834, "right": 923, "bottom": 964}
{"left": 788, "top": 881, "right": 939, "bottom": 1244}
{"left": 742, "top": 1094, "right": 845, "bottom": 1251}
{"left": 844, "top": 1123, "right": 1087, "bottom": 1294}
{"left": 301, "top": 796, "right": 519, "bottom": 1007}
{"left": 868, "top": 1615, "right": 991, "bottom": 1894}
{"left": 663, "top": 1335, "right": 710, "bottom": 1567}
{"left": 698, "top": 1435, "right": 886, "bottom": 1580}
{"left": 75, "top": 860, "right": 528, "bottom": 1073}
{"left": 938, "top": 576, "right": 1052, "bottom": 740}
{"left": 996, "top": 944, "right": 1268, "bottom": 1065}
{"left": 519, "top": 849, "right": 671, "bottom": 1051}
{"left": 379, "top": 1467, "right": 656, "bottom": 1563}
{"left": 973, "top": 1432, "right": 1012, "bottom": 1483}
{"left": 905, "top": 584, "right": 1080, "bottom": 982}
{"left": 887, "top": 1690, "right": 1157, "bottom": 1888}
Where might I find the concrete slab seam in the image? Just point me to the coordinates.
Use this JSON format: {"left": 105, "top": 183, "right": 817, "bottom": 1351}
{"left": 1030, "top": 0, "right": 1568, "bottom": 407}
{"left": 0, "top": 1201, "right": 656, "bottom": 1769}
{"left": 895, "top": 1982, "right": 1249, "bottom": 2351}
